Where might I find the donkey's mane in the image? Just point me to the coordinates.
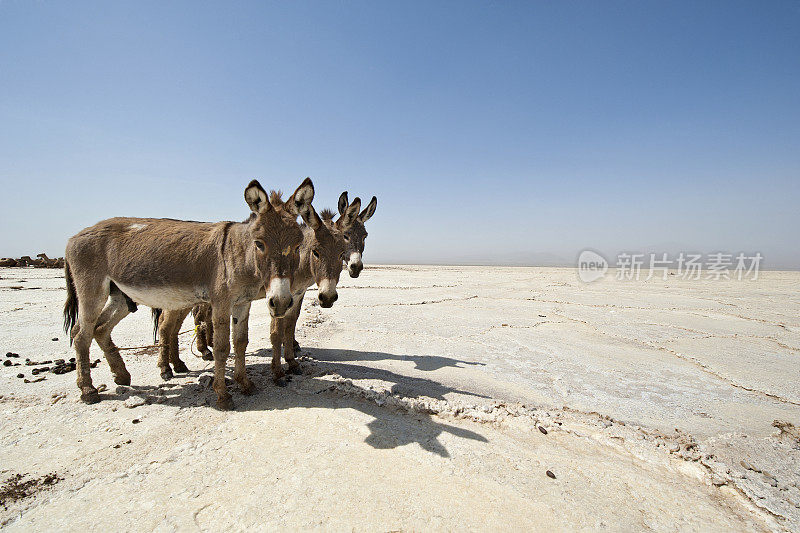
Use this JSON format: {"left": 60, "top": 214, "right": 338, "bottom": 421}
{"left": 269, "top": 190, "right": 284, "bottom": 207}
{"left": 320, "top": 208, "right": 336, "bottom": 221}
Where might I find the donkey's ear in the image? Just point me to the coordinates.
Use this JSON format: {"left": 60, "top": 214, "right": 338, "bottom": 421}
{"left": 337, "top": 191, "right": 349, "bottom": 215}
{"left": 359, "top": 196, "right": 377, "bottom": 223}
{"left": 337, "top": 197, "right": 361, "bottom": 230}
{"left": 304, "top": 204, "right": 323, "bottom": 230}
{"left": 285, "top": 177, "right": 315, "bottom": 220}
{"left": 245, "top": 180, "right": 271, "bottom": 213}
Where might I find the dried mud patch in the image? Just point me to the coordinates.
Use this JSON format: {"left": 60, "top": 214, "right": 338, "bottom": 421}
{"left": 0, "top": 472, "right": 62, "bottom": 515}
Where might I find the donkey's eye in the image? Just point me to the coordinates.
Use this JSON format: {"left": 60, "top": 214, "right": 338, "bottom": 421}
{"left": 254, "top": 240, "right": 265, "bottom": 252}
{"left": 312, "top": 249, "right": 320, "bottom": 258}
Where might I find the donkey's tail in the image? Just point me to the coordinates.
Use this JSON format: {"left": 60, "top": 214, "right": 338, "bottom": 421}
{"left": 63, "top": 260, "right": 78, "bottom": 342}
{"left": 151, "top": 308, "right": 162, "bottom": 343}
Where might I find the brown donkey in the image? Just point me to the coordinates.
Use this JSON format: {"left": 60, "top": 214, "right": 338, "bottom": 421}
{"left": 63, "top": 178, "right": 315, "bottom": 409}
{"left": 156, "top": 194, "right": 362, "bottom": 384}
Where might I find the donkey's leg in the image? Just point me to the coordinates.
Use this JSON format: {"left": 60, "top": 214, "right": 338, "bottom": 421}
{"left": 231, "top": 302, "right": 254, "bottom": 395}
{"left": 73, "top": 277, "right": 110, "bottom": 404}
{"left": 283, "top": 292, "right": 305, "bottom": 375}
{"left": 168, "top": 307, "right": 191, "bottom": 374}
{"left": 194, "top": 304, "right": 214, "bottom": 361}
{"left": 211, "top": 302, "right": 233, "bottom": 410}
{"left": 269, "top": 315, "right": 287, "bottom": 385}
{"left": 157, "top": 310, "right": 181, "bottom": 380}
{"left": 93, "top": 293, "right": 132, "bottom": 386}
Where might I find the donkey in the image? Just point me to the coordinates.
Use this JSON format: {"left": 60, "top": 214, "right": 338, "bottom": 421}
{"left": 63, "top": 178, "right": 315, "bottom": 410}
{"left": 155, "top": 193, "right": 362, "bottom": 385}
{"left": 337, "top": 192, "right": 377, "bottom": 278}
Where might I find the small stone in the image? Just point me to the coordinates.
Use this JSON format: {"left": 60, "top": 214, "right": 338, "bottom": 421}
{"left": 501, "top": 323, "right": 508, "bottom": 327}
{"left": 740, "top": 460, "right": 756, "bottom": 471}
{"left": 669, "top": 443, "right": 680, "bottom": 453}
{"left": 538, "top": 426, "right": 548, "bottom": 435}
{"left": 123, "top": 397, "right": 146, "bottom": 409}
{"left": 3, "top": 360, "right": 11, "bottom": 366}
{"left": 54, "top": 359, "right": 65, "bottom": 365}
{"left": 546, "top": 470, "right": 556, "bottom": 479}
{"left": 52, "top": 337, "right": 58, "bottom": 341}
{"left": 131, "top": 419, "right": 140, "bottom": 424}
{"left": 31, "top": 368, "right": 39, "bottom": 375}
{"left": 762, "top": 474, "right": 778, "bottom": 487}
{"left": 96, "top": 384, "right": 107, "bottom": 393}
{"left": 16, "top": 373, "right": 24, "bottom": 378}
{"left": 539, "top": 314, "right": 546, "bottom": 317}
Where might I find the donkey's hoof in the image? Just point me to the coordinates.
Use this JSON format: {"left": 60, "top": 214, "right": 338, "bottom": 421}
{"left": 239, "top": 379, "right": 256, "bottom": 396}
{"left": 113, "top": 373, "right": 131, "bottom": 386}
{"left": 80, "top": 387, "right": 101, "bottom": 404}
{"left": 287, "top": 363, "right": 303, "bottom": 375}
{"left": 201, "top": 350, "right": 214, "bottom": 361}
{"left": 293, "top": 340, "right": 301, "bottom": 352}
{"left": 172, "top": 360, "right": 190, "bottom": 374}
{"left": 160, "top": 367, "right": 173, "bottom": 381}
{"left": 216, "top": 395, "right": 234, "bottom": 410}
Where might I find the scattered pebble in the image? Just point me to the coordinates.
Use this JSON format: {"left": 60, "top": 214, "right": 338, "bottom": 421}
{"left": 16, "top": 373, "right": 24, "bottom": 378}
{"left": 131, "top": 419, "right": 140, "bottom": 424}
{"left": 538, "top": 426, "right": 548, "bottom": 435}
{"left": 124, "top": 397, "right": 146, "bottom": 409}
{"left": 740, "top": 460, "right": 757, "bottom": 471}
{"left": 3, "top": 360, "right": 12, "bottom": 367}
{"left": 51, "top": 338, "right": 58, "bottom": 341}
{"left": 96, "top": 384, "right": 107, "bottom": 393}
{"left": 546, "top": 470, "right": 556, "bottom": 479}
{"left": 539, "top": 314, "right": 546, "bottom": 318}
{"left": 501, "top": 323, "right": 508, "bottom": 327}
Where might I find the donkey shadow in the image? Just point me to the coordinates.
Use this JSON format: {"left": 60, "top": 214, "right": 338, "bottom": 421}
{"left": 103, "top": 350, "right": 490, "bottom": 458}
{"left": 304, "top": 347, "right": 486, "bottom": 372}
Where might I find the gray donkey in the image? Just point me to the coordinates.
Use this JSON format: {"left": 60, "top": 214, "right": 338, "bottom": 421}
{"left": 156, "top": 192, "right": 362, "bottom": 385}
{"left": 337, "top": 192, "right": 377, "bottom": 278}
{"left": 63, "top": 178, "right": 315, "bottom": 409}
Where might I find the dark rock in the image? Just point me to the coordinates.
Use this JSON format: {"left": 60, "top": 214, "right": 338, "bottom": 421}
{"left": 16, "top": 373, "right": 24, "bottom": 378}
{"left": 538, "top": 426, "right": 548, "bottom": 435}
{"left": 546, "top": 470, "right": 556, "bottom": 479}
{"left": 3, "top": 360, "right": 12, "bottom": 367}
{"left": 51, "top": 338, "right": 58, "bottom": 342}
{"left": 132, "top": 419, "right": 140, "bottom": 424}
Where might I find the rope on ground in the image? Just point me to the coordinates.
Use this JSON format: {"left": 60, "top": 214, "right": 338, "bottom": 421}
{"left": 116, "top": 328, "right": 195, "bottom": 352}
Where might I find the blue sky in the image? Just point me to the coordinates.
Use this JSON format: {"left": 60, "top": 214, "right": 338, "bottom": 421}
{"left": 1, "top": 1, "right": 798, "bottom": 267}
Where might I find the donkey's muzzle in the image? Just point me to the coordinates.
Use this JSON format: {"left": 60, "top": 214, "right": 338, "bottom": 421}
{"left": 268, "top": 295, "right": 294, "bottom": 317}
{"left": 348, "top": 262, "right": 363, "bottom": 278}
{"left": 318, "top": 292, "right": 338, "bottom": 308}
{"left": 266, "top": 278, "right": 293, "bottom": 318}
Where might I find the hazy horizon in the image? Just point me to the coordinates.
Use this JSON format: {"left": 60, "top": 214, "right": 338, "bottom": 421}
{"left": 1, "top": 2, "right": 798, "bottom": 268}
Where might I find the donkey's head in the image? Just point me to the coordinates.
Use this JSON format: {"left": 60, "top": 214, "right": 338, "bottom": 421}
{"left": 305, "top": 198, "right": 362, "bottom": 307}
{"left": 244, "top": 178, "right": 315, "bottom": 318}
{"left": 337, "top": 192, "right": 377, "bottom": 278}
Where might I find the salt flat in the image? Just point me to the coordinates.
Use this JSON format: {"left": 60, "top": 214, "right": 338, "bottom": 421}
{"left": 1, "top": 265, "right": 798, "bottom": 531}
